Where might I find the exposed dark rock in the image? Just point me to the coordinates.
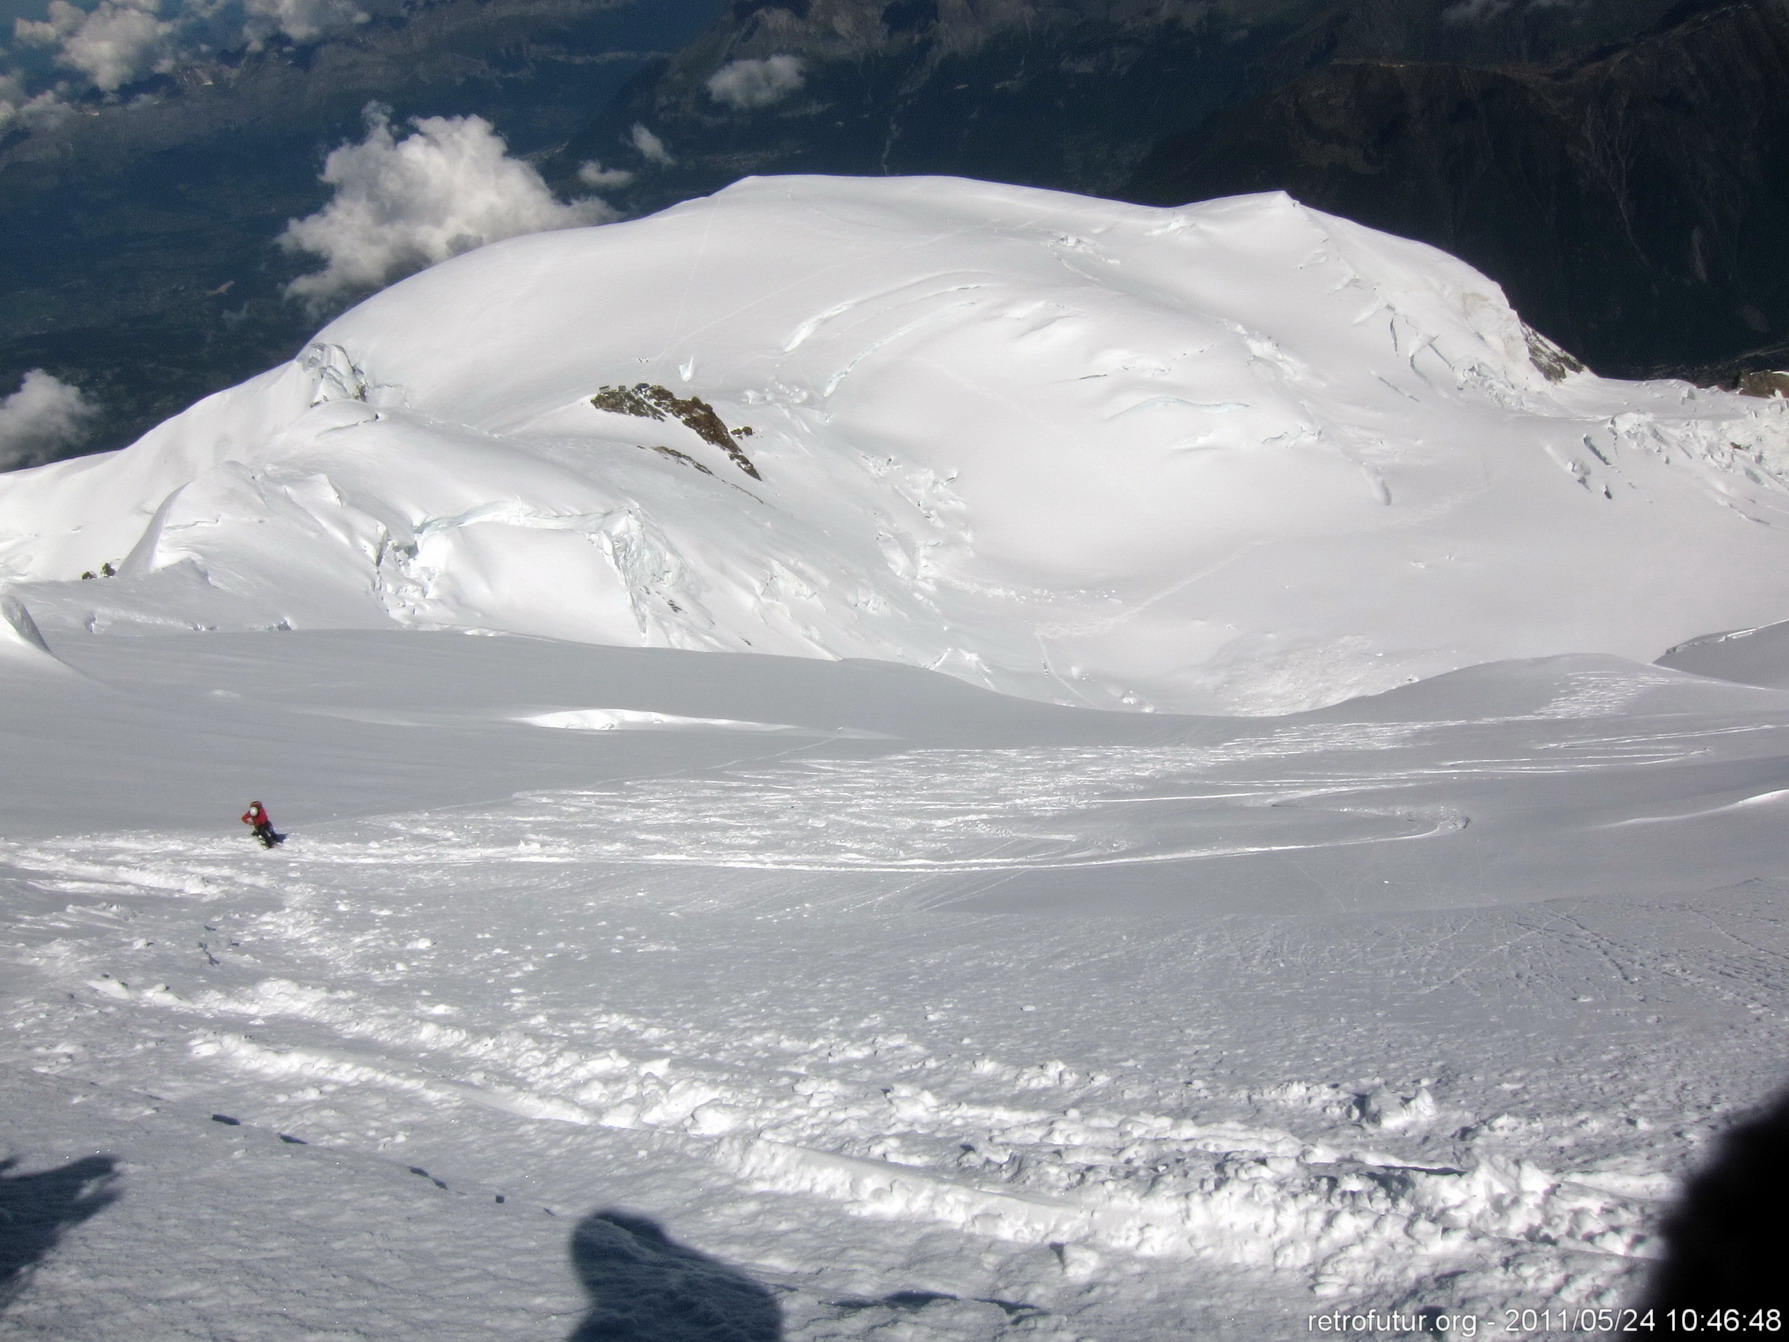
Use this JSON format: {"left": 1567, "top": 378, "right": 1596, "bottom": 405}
{"left": 646, "top": 444, "right": 717, "bottom": 475}
{"left": 1523, "top": 324, "right": 1588, "bottom": 383}
{"left": 592, "top": 384, "right": 761, "bottom": 477}
{"left": 1738, "top": 369, "right": 1789, "bottom": 398}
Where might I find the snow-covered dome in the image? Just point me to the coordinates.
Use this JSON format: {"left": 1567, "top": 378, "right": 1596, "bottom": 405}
{"left": 4, "top": 175, "right": 1789, "bottom": 713}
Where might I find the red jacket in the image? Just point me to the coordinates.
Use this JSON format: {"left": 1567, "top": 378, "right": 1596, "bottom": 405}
{"left": 242, "top": 804, "right": 271, "bottom": 828}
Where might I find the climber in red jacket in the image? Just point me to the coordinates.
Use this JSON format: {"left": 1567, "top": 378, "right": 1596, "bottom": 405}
{"left": 241, "top": 801, "right": 284, "bottom": 849}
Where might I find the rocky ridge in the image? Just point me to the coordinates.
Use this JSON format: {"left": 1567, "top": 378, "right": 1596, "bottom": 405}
{"left": 1125, "top": 0, "right": 1789, "bottom": 382}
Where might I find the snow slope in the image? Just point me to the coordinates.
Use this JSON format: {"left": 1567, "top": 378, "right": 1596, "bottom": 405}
{"left": 5, "top": 177, "right": 1789, "bottom": 712}
{"left": 6, "top": 178, "right": 1789, "bottom": 1337}
{"left": 4, "top": 630, "right": 1789, "bottom": 1338}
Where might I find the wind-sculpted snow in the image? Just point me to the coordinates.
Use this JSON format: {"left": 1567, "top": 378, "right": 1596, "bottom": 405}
{"left": 1657, "top": 618, "right": 1789, "bottom": 690}
{"left": 4, "top": 632, "right": 1789, "bottom": 1334}
{"left": 0, "top": 591, "right": 57, "bottom": 666}
{"left": 5, "top": 178, "right": 1789, "bottom": 711}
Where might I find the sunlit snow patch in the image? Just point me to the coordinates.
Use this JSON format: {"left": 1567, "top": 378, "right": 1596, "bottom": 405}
{"left": 519, "top": 707, "right": 818, "bottom": 733}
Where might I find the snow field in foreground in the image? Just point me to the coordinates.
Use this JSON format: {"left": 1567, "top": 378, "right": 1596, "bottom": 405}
{"left": 4, "top": 630, "right": 1789, "bottom": 1337}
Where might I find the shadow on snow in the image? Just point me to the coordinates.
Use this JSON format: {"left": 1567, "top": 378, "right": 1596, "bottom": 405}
{"left": 569, "top": 1210, "right": 782, "bottom": 1341}
{"left": 0, "top": 1155, "right": 120, "bottom": 1312}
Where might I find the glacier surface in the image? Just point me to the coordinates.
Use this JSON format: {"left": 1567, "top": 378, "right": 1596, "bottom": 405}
{"left": 6, "top": 177, "right": 1789, "bottom": 713}
{"left": 3, "top": 177, "right": 1789, "bottom": 1338}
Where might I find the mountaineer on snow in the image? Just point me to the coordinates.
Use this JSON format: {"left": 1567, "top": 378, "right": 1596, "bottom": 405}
{"left": 241, "top": 801, "right": 284, "bottom": 849}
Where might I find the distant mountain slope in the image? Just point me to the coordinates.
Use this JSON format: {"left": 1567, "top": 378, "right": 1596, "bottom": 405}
{"left": 555, "top": 0, "right": 1682, "bottom": 214}
{"left": 1125, "top": 0, "right": 1789, "bottom": 381}
{"left": 0, "top": 0, "right": 719, "bottom": 457}
{"left": 548, "top": 0, "right": 1281, "bottom": 206}
{"left": 5, "top": 178, "right": 1789, "bottom": 714}
{"left": 1, "top": 0, "right": 1687, "bottom": 464}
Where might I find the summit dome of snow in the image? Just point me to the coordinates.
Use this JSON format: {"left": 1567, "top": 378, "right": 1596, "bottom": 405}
{"left": 4, "top": 176, "right": 1789, "bottom": 712}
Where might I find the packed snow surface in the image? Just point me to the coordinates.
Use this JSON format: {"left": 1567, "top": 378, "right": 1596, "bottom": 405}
{"left": 5, "top": 627, "right": 1789, "bottom": 1337}
{"left": 4, "top": 177, "right": 1789, "bottom": 1337}
{"left": 5, "top": 177, "right": 1789, "bottom": 712}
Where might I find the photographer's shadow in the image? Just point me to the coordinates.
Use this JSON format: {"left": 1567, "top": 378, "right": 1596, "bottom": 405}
{"left": 568, "top": 1210, "right": 782, "bottom": 1342}
{"left": 0, "top": 1155, "right": 120, "bottom": 1312}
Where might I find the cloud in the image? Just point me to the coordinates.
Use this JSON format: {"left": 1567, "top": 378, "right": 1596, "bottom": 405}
{"left": 1441, "top": 0, "right": 1502, "bottom": 19}
{"left": 0, "top": 71, "right": 65, "bottom": 132}
{"left": 13, "top": 1, "right": 85, "bottom": 47}
{"left": 16, "top": 0, "right": 175, "bottom": 92}
{"left": 1441, "top": 0, "right": 1555, "bottom": 21}
{"left": 705, "top": 54, "right": 804, "bottom": 111}
{"left": 629, "top": 122, "right": 673, "bottom": 166}
{"left": 577, "top": 160, "right": 634, "bottom": 189}
{"left": 0, "top": 86, "right": 72, "bottom": 132}
{"left": 279, "top": 105, "right": 617, "bottom": 304}
{"left": 243, "top": 0, "right": 370, "bottom": 46}
{"left": 3, "top": 0, "right": 407, "bottom": 103}
{"left": 0, "top": 370, "right": 98, "bottom": 471}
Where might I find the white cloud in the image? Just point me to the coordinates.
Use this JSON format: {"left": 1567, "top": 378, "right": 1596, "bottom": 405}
{"left": 2, "top": 0, "right": 411, "bottom": 104}
{"left": 0, "top": 86, "right": 72, "bottom": 133}
{"left": 16, "top": 0, "right": 175, "bottom": 92}
{"left": 13, "top": 1, "right": 84, "bottom": 46}
{"left": 1440, "top": 0, "right": 1515, "bottom": 21}
{"left": 706, "top": 54, "right": 804, "bottom": 111}
{"left": 279, "top": 105, "right": 617, "bottom": 304}
{"left": 243, "top": 0, "right": 369, "bottom": 46}
{"left": 0, "top": 71, "right": 52, "bottom": 132}
{"left": 577, "top": 159, "right": 634, "bottom": 189}
{"left": 629, "top": 121, "right": 673, "bottom": 166}
{"left": 0, "top": 370, "right": 97, "bottom": 471}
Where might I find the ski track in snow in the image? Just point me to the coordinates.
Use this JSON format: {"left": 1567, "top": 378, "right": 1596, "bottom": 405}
{"left": 5, "top": 681, "right": 1789, "bottom": 1337}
